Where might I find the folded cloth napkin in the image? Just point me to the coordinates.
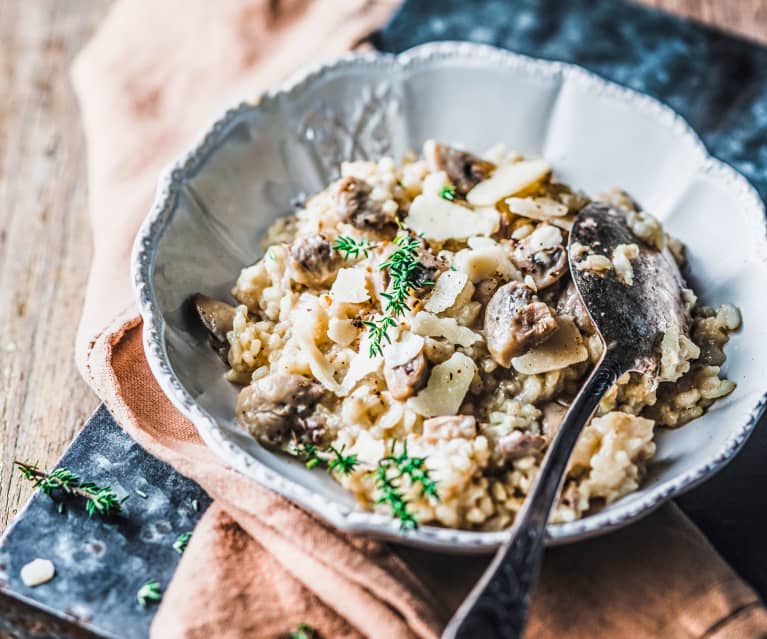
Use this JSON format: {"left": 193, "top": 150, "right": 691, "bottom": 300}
{"left": 71, "top": 1, "right": 767, "bottom": 637}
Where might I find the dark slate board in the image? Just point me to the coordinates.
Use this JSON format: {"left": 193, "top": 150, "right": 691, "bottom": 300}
{"left": 3, "top": 1, "right": 767, "bottom": 636}
{"left": 0, "top": 405, "right": 211, "bottom": 639}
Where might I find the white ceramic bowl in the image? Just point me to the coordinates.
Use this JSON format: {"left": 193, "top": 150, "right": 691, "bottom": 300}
{"left": 132, "top": 42, "right": 767, "bottom": 553}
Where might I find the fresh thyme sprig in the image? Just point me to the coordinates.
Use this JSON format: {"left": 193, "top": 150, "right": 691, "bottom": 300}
{"left": 374, "top": 441, "right": 439, "bottom": 531}
{"left": 15, "top": 461, "right": 128, "bottom": 517}
{"left": 173, "top": 532, "right": 192, "bottom": 555}
{"left": 362, "top": 315, "right": 397, "bottom": 357}
{"left": 366, "top": 232, "right": 433, "bottom": 357}
{"left": 292, "top": 442, "right": 358, "bottom": 476}
{"left": 137, "top": 579, "right": 162, "bottom": 607}
{"left": 332, "top": 235, "right": 376, "bottom": 260}
{"left": 439, "top": 185, "right": 456, "bottom": 201}
{"left": 295, "top": 440, "right": 439, "bottom": 530}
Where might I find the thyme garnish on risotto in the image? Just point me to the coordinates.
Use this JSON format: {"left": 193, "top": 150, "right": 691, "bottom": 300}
{"left": 293, "top": 442, "right": 358, "bottom": 476}
{"left": 15, "top": 461, "right": 128, "bottom": 517}
{"left": 332, "top": 235, "right": 376, "bottom": 260}
{"left": 364, "top": 233, "right": 434, "bottom": 357}
{"left": 374, "top": 441, "right": 439, "bottom": 531}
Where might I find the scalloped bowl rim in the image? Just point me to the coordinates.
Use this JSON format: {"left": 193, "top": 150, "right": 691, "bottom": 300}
{"left": 131, "top": 42, "right": 767, "bottom": 553}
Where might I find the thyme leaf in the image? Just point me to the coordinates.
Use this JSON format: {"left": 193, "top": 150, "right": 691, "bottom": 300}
{"left": 173, "top": 532, "right": 192, "bottom": 555}
{"left": 439, "top": 185, "right": 456, "bottom": 201}
{"left": 137, "top": 579, "right": 162, "bottom": 607}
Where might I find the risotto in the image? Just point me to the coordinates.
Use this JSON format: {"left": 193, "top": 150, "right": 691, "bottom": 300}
{"left": 193, "top": 141, "right": 740, "bottom": 531}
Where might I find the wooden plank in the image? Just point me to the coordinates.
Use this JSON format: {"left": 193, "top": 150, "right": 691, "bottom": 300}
{"left": 0, "top": 0, "right": 765, "bottom": 535}
{"left": 0, "top": 0, "right": 112, "bottom": 531}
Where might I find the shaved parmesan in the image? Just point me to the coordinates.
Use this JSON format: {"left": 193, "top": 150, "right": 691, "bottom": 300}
{"left": 549, "top": 215, "right": 575, "bottom": 231}
{"left": 454, "top": 241, "right": 520, "bottom": 283}
{"left": 292, "top": 295, "right": 341, "bottom": 392}
{"left": 512, "top": 317, "right": 588, "bottom": 375}
{"left": 407, "top": 352, "right": 477, "bottom": 417}
{"left": 525, "top": 224, "right": 562, "bottom": 252}
{"left": 330, "top": 268, "right": 369, "bottom": 303}
{"left": 407, "top": 195, "right": 499, "bottom": 240}
{"left": 505, "top": 197, "right": 569, "bottom": 220}
{"left": 467, "top": 159, "right": 551, "bottom": 206}
{"left": 383, "top": 332, "right": 425, "bottom": 368}
{"left": 328, "top": 318, "right": 357, "bottom": 346}
{"left": 411, "top": 312, "right": 482, "bottom": 348}
{"left": 425, "top": 270, "right": 470, "bottom": 313}
{"left": 340, "top": 348, "right": 383, "bottom": 395}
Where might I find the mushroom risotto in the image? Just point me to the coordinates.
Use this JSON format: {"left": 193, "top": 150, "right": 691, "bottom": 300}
{"left": 193, "top": 141, "right": 740, "bottom": 531}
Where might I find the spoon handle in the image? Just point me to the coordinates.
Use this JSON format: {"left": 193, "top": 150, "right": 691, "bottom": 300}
{"left": 442, "top": 356, "right": 622, "bottom": 639}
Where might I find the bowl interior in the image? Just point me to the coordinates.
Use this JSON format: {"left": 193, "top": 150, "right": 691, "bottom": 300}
{"left": 140, "top": 44, "right": 767, "bottom": 549}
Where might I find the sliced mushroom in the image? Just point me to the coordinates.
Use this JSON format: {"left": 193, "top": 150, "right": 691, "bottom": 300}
{"left": 422, "top": 415, "right": 477, "bottom": 442}
{"left": 424, "top": 140, "right": 496, "bottom": 195}
{"left": 236, "top": 373, "right": 326, "bottom": 448}
{"left": 290, "top": 234, "right": 341, "bottom": 286}
{"left": 484, "top": 281, "right": 559, "bottom": 367}
{"left": 556, "top": 280, "right": 596, "bottom": 335}
{"left": 511, "top": 229, "right": 569, "bottom": 290}
{"left": 384, "top": 351, "right": 429, "bottom": 400}
{"left": 497, "top": 430, "right": 547, "bottom": 463}
{"left": 333, "top": 176, "right": 397, "bottom": 238}
{"left": 191, "top": 293, "right": 236, "bottom": 360}
{"left": 410, "top": 241, "right": 446, "bottom": 297}
{"left": 474, "top": 277, "right": 500, "bottom": 306}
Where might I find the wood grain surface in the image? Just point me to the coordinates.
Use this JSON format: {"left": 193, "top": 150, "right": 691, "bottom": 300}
{"left": 0, "top": 0, "right": 765, "bottom": 533}
{"left": 0, "top": 0, "right": 112, "bottom": 531}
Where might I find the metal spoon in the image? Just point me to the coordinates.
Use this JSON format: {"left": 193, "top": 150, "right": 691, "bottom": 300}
{"left": 442, "top": 202, "right": 689, "bottom": 639}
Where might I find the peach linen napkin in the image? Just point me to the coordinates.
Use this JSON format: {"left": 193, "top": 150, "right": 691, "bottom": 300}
{"left": 71, "top": 1, "right": 767, "bottom": 637}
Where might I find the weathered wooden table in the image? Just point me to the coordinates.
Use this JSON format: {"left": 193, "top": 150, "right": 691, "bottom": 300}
{"left": 0, "top": 0, "right": 766, "bottom": 534}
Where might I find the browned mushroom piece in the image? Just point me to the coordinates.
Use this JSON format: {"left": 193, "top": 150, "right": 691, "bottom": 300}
{"left": 236, "top": 373, "right": 326, "bottom": 448}
{"left": 384, "top": 351, "right": 429, "bottom": 400}
{"left": 557, "top": 280, "right": 596, "bottom": 335}
{"left": 410, "top": 241, "right": 446, "bottom": 297}
{"left": 496, "top": 430, "right": 547, "bottom": 463}
{"left": 191, "top": 293, "right": 236, "bottom": 360}
{"left": 333, "top": 176, "right": 397, "bottom": 238}
{"left": 511, "top": 235, "right": 569, "bottom": 290}
{"left": 484, "top": 281, "right": 559, "bottom": 367}
{"left": 290, "top": 234, "right": 342, "bottom": 286}
{"left": 424, "top": 141, "right": 496, "bottom": 195}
